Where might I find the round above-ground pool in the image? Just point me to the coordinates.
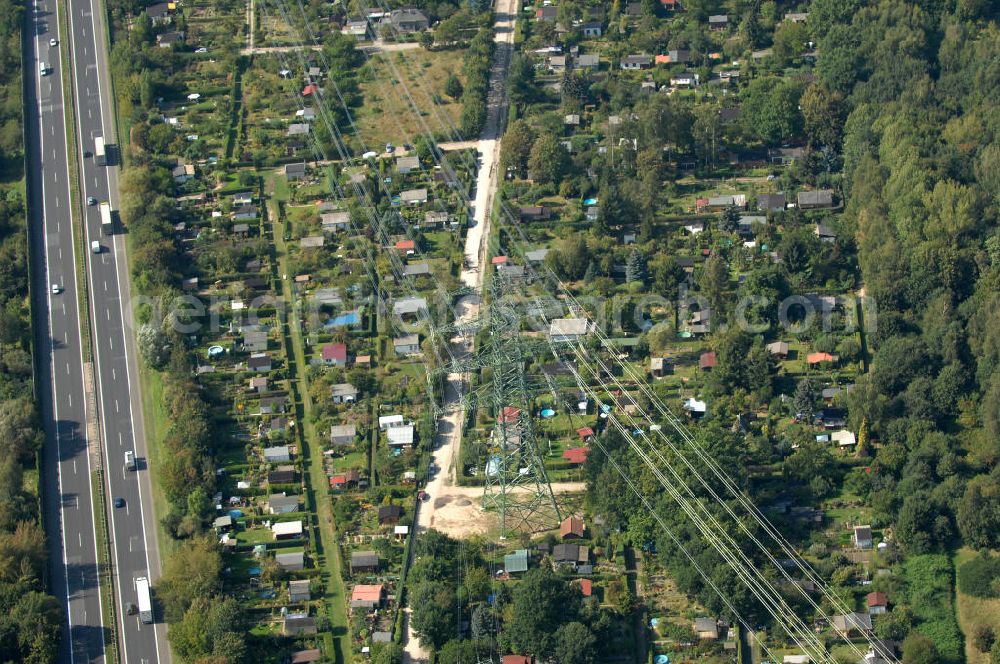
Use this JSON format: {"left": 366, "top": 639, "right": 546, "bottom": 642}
{"left": 654, "top": 655, "right": 669, "bottom": 664}
{"left": 539, "top": 408, "right": 556, "bottom": 418}
{"left": 207, "top": 345, "right": 224, "bottom": 358}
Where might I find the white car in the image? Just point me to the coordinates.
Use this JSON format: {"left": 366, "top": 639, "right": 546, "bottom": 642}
{"left": 49, "top": 38, "right": 58, "bottom": 47}
{"left": 39, "top": 62, "right": 49, "bottom": 76}
{"left": 51, "top": 283, "right": 62, "bottom": 294}
{"left": 91, "top": 240, "right": 101, "bottom": 254}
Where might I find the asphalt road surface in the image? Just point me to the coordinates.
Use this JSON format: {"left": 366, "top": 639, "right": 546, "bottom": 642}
{"left": 64, "top": 0, "right": 171, "bottom": 658}
{"left": 25, "top": 0, "right": 107, "bottom": 661}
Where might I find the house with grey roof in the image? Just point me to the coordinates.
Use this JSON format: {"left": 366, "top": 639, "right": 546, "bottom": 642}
{"left": 330, "top": 424, "right": 356, "bottom": 446}
{"left": 798, "top": 189, "right": 835, "bottom": 209}
{"left": 400, "top": 188, "right": 428, "bottom": 205}
{"left": 394, "top": 334, "right": 421, "bottom": 355}
{"left": 383, "top": 8, "right": 429, "bottom": 32}
{"left": 621, "top": 54, "right": 653, "bottom": 70}
{"left": 268, "top": 493, "right": 300, "bottom": 514}
{"left": 276, "top": 551, "right": 305, "bottom": 571}
{"left": 285, "top": 162, "right": 306, "bottom": 180}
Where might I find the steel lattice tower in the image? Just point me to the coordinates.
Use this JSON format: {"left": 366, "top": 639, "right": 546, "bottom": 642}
{"left": 480, "top": 272, "right": 561, "bottom": 537}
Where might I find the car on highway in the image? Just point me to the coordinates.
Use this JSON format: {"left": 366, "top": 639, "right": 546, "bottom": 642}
{"left": 87, "top": 196, "right": 97, "bottom": 205}
{"left": 113, "top": 497, "right": 125, "bottom": 508}
{"left": 39, "top": 62, "right": 49, "bottom": 76}
{"left": 125, "top": 602, "right": 137, "bottom": 615}
{"left": 50, "top": 283, "right": 62, "bottom": 294}
{"left": 49, "top": 38, "right": 57, "bottom": 47}
{"left": 91, "top": 240, "right": 101, "bottom": 254}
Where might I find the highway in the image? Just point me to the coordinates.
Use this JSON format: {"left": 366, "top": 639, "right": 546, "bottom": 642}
{"left": 25, "top": 0, "right": 107, "bottom": 661}
{"left": 64, "top": 0, "right": 171, "bottom": 658}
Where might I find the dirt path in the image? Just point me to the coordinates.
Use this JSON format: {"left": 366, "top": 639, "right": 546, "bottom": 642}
{"left": 401, "top": 2, "right": 520, "bottom": 660}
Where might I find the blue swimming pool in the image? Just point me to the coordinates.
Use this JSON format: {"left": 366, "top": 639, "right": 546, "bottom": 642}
{"left": 583, "top": 197, "right": 598, "bottom": 205}
{"left": 540, "top": 408, "right": 556, "bottom": 418}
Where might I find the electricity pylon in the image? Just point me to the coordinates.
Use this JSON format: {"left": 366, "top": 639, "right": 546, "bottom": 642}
{"left": 479, "top": 272, "right": 561, "bottom": 537}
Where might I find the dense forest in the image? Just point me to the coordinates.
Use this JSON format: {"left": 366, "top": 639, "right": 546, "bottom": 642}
{"left": 0, "top": 0, "right": 64, "bottom": 660}
{"left": 573, "top": 0, "right": 1000, "bottom": 660}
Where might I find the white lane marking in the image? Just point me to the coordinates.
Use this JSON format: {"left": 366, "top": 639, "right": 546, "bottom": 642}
{"left": 106, "top": 308, "right": 110, "bottom": 320}
{"left": 55, "top": 197, "right": 59, "bottom": 207}
{"left": 78, "top": 533, "right": 82, "bottom": 548}
{"left": 114, "top": 399, "right": 119, "bottom": 413}
{"left": 111, "top": 367, "right": 116, "bottom": 379}
{"left": 53, "top": 171, "right": 58, "bottom": 182}
{"left": 58, "top": 247, "right": 62, "bottom": 259}
{"left": 94, "top": 177, "right": 98, "bottom": 187}
{"left": 52, "top": 150, "right": 57, "bottom": 159}
{"left": 67, "top": 394, "right": 71, "bottom": 407}
{"left": 50, "top": 125, "right": 54, "bottom": 136}
{"left": 88, "top": 108, "right": 92, "bottom": 119}
{"left": 66, "top": 362, "right": 70, "bottom": 375}
{"left": 103, "top": 280, "right": 107, "bottom": 291}
{"left": 61, "top": 303, "right": 65, "bottom": 315}
{"left": 56, "top": 222, "right": 60, "bottom": 232}
{"left": 72, "top": 459, "right": 77, "bottom": 474}
{"left": 63, "top": 332, "right": 68, "bottom": 343}
{"left": 109, "top": 337, "right": 113, "bottom": 349}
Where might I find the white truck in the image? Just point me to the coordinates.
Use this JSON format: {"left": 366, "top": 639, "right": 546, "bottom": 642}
{"left": 99, "top": 202, "right": 114, "bottom": 236}
{"left": 135, "top": 576, "right": 153, "bottom": 624}
{"left": 94, "top": 136, "right": 106, "bottom": 166}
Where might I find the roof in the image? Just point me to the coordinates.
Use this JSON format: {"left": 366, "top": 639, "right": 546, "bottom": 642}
{"left": 400, "top": 188, "right": 428, "bottom": 202}
{"left": 396, "top": 155, "right": 420, "bottom": 170}
{"left": 560, "top": 516, "right": 585, "bottom": 538}
{"left": 263, "top": 445, "right": 290, "bottom": 459}
{"left": 268, "top": 494, "right": 300, "bottom": 510}
{"left": 330, "top": 383, "right": 358, "bottom": 398}
{"left": 695, "top": 617, "right": 718, "bottom": 633}
{"left": 386, "top": 425, "right": 415, "bottom": 447}
{"left": 272, "top": 520, "right": 304, "bottom": 537}
{"left": 330, "top": 424, "right": 356, "bottom": 440}
{"left": 395, "top": 239, "right": 416, "bottom": 250}
{"left": 351, "top": 584, "right": 384, "bottom": 603}
{"left": 576, "top": 427, "right": 594, "bottom": 439}
{"left": 549, "top": 318, "right": 590, "bottom": 338}
{"left": 393, "top": 296, "right": 427, "bottom": 315}
{"left": 351, "top": 550, "right": 379, "bottom": 566}
{"left": 574, "top": 578, "right": 593, "bottom": 596}
{"left": 504, "top": 548, "right": 529, "bottom": 573}
{"left": 275, "top": 551, "right": 305, "bottom": 567}
{"left": 854, "top": 525, "right": 873, "bottom": 538}
{"left": 866, "top": 592, "right": 887, "bottom": 607}
{"left": 766, "top": 341, "right": 789, "bottom": 355}
{"left": 502, "top": 657, "right": 532, "bottom": 664}
{"left": 378, "top": 504, "right": 403, "bottom": 520}
{"left": 285, "top": 162, "right": 306, "bottom": 175}
{"left": 798, "top": 189, "right": 834, "bottom": 207}
{"left": 699, "top": 351, "right": 717, "bottom": 369}
{"left": 831, "top": 612, "right": 872, "bottom": 632}
{"left": 832, "top": 430, "right": 857, "bottom": 447}
{"left": 497, "top": 406, "right": 521, "bottom": 424}
{"left": 394, "top": 333, "right": 420, "bottom": 348}
{"left": 322, "top": 343, "right": 348, "bottom": 362}
{"left": 562, "top": 447, "right": 587, "bottom": 464}
{"left": 807, "top": 352, "right": 837, "bottom": 364}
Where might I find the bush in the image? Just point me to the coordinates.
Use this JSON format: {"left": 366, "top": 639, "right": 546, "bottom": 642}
{"left": 958, "top": 554, "right": 1000, "bottom": 599}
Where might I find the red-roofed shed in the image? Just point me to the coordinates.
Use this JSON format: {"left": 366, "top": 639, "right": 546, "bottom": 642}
{"left": 303, "top": 84, "right": 319, "bottom": 96}
{"left": 562, "top": 447, "right": 588, "bottom": 464}
{"left": 576, "top": 426, "right": 594, "bottom": 440}
{"left": 699, "top": 351, "right": 717, "bottom": 370}
{"left": 395, "top": 239, "right": 416, "bottom": 251}
{"left": 497, "top": 407, "right": 521, "bottom": 424}
{"left": 491, "top": 255, "right": 509, "bottom": 265}
{"left": 573, "top": 578, "right": 593, "bottom": 596}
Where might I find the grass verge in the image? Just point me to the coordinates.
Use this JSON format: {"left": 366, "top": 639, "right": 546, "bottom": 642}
{"left": 136, "top": 363, "right": 176, "bottom": 559}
